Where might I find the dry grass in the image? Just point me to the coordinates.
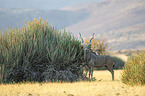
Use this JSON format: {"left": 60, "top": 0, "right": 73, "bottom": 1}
{"left": 0, "top": 70, "right": 145, "bottom": 96}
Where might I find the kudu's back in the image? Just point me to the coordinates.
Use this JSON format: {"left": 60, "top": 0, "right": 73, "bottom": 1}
{"left": 89, "top": 53, "right": 114, "bottom": 68}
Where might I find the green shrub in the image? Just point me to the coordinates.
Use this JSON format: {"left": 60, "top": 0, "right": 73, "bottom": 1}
{"left": 0, "top": 18, "right": 84, "bottom": 83}
{"left": 121, "top": 51, "right": 145, "bottom": 85}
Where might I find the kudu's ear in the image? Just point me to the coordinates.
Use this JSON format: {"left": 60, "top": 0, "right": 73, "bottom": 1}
{"left": 79, "top": 33, "right": 87, "bottom": 47}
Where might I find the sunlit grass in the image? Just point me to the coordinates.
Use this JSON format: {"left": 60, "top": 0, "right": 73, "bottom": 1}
{"left": 0, "top": 70, "right": 145, "bottom": 96}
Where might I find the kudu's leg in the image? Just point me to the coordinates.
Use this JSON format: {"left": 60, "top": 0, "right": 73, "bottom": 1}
{"left": 89, "top": 68, "right": 91, "bottom": 80}
{"left": 106, "top": 65, "right": 114, "bottom": 81}
{"left": 88, "top": 66, "right": 92, "bottom": 80}
{"left": 91, "top": 67, "right": 94, "bottom": 80}
{"left": 88, "top": 66, "right": 94, "bottom": 80}
{"left": 85, "top": 66, "right": 89, "bottom": 77}
{"left": 110, "top": 69, "right": 114, "bottom": 81}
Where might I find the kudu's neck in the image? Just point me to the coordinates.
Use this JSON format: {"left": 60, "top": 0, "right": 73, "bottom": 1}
{"left": 84, "top": 50, "right": 90, "bottom": 62}
{"left": 79, "top": 33, "right": 94, "bottom": 62}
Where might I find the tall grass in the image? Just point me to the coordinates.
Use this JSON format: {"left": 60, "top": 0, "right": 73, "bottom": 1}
{"left": 0, "top": 18, "right": 84, "bottom": 83}
{"left": 121, "top": 51, "right": 145, "bottom": 85}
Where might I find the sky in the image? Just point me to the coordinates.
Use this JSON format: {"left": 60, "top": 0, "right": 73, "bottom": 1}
{"left": 0, "top": 0, "right": 101, "bottom": 10}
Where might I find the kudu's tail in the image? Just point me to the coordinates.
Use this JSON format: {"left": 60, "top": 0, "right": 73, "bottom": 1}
{"left": 113, "top": 60, "right": 116, "bottom": 68}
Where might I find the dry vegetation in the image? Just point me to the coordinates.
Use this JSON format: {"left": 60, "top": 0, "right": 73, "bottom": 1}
{"left": 0, "top": 70, "right": 145, "bottom": 96}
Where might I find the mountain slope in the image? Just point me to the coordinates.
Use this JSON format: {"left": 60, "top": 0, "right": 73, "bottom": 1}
{"left": 65, "top": 0, "right": 145, "bottom": 50}
{"left": 0, "top": 8, "right": 89, "bottom": 29}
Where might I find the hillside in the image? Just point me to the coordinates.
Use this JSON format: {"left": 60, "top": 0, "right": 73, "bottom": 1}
{"left": 0, "top": 0, "right": 145, "bottom": 50}
{"left": 64, "top": 0, "right": 145, "bottom": 50}
{"left": 0, "top": 8, "right": 89, "bottom": 29}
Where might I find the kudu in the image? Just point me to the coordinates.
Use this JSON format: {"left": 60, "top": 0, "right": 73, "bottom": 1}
{"left": 79, "top": 33, "right": 115, "bottom": 81}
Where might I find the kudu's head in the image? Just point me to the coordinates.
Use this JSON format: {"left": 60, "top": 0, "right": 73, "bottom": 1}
{"left": 79, "top": 33, "right": 94, "bottom": 59}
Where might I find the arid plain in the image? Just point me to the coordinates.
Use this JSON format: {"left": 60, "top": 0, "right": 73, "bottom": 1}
{"left": 0, "top": 70, "right": 145, "bottom": 96}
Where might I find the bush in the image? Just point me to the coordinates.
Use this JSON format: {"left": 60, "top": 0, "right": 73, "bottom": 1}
{"left": 85, "top": 39, "right": 108, "bottom": 55}
{"left": 121, "top": 51, "right": 145, "bottom": 85}
{"left": 0, "top": 18, "right": 84, "bottom": 83}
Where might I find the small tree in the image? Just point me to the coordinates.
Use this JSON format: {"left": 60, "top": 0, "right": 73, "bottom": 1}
{"left": 85, "top": 39, "right": 108, "bottom": 55}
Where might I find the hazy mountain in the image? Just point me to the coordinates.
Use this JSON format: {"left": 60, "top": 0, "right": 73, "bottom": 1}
{"left": 0, "top": 8, "right": 89, "bottom": 29}
{"left": 0, "top": 0, "right": 145, "bottom": 50}
{"left": 64, "top": 0, "right": 145, "bottom": 50}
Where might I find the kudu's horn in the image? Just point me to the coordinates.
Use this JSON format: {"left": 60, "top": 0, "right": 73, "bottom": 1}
{"left": 88, "top": 33, "right": 94, "bottom": 45}
{"left": 79, "top": 33, "right": 87, "bottom": 47}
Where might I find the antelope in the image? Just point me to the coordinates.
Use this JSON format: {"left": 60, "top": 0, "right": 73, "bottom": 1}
{"left": 79, "top": 33, "right": 115, "bottom": 81}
